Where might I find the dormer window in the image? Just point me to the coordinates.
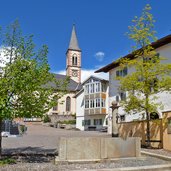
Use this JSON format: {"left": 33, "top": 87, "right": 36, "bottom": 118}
{"left": 72, "top": 53, "right": 77, "bottom": 66}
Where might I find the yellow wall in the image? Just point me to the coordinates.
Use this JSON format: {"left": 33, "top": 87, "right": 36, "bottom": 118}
{"left": 162, "top": 112, "right": 171, "bottom": 151}
{"left": 118, "top": 119, "right": 163, "bottom": 148}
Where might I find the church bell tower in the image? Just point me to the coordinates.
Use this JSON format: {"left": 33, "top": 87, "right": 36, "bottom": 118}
{"left": 66, "top": 24, "right": 81, "bottom": 83}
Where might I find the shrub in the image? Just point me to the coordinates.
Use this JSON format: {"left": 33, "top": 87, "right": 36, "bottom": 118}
{"left": 43, "top": 115, "right": 51, "bottom": 123}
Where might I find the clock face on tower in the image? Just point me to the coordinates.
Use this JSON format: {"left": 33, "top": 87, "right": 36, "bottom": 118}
{"left": 72, "top": 70, "right": 78, "bottom": 77}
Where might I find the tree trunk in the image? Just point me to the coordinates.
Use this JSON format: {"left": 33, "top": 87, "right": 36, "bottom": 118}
{"left": 146, "top": 110, "right": 151, "bottom": 148}
{"left": 0, "top": 118, "right": 2, "bottom": 157}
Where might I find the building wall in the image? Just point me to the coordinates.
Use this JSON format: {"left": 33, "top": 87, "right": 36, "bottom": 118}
{"left": 76, "top": 77, "right": 109, "bottom": 131}
{"left": 162, "top": 112, "right": 171, "bottom": 151}
{"left": 108, "top": 43, "right": 171, "bottom": 131}
{"left": 66, "top": 50, "right": 81, "bottom": 83}
{"left": 118, "top": 119, "right": 163, "bottom": 148}
{"left": 118, "top": 111, "right": 171, "bottom": 151}
{"left": 48, "top": 92, "right": 76, "bottom": 116}
{"left": 76, "top": 91, "right": 85, "bottom": 130}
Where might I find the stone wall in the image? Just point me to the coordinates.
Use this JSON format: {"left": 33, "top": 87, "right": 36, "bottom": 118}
{"left": 56, "top": 137, "right": 141, "bottom": 162}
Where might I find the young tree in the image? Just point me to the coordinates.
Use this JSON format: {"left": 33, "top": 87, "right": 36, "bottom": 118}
{"left": 0, "top": 20, "right": 68, "bottom": 156}
{"left": 117, "top": 4, "right": 171, "bottom": 147}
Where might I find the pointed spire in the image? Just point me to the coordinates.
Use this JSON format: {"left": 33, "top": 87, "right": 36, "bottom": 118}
{"left": 68, "top": 24, "right": 81, "bottom": 51}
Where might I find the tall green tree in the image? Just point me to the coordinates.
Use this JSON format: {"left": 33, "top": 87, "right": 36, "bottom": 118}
{"left": 117, "top": 4, "right": 171, "bottom": 147}
{"left": 0, "top": 20, "right": 68, "bottom": 156}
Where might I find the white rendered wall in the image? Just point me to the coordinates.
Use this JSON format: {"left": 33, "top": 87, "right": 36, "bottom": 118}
{"left": 108, "top": 43, "right": 171, "bottom": 133}
{"left": 76, "top": 91, "right": 85, "bottom": 130}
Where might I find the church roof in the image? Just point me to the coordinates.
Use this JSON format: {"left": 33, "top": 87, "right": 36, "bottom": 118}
{"left": 68, "top": 25, "right": 81, "bottom": 51}
{"left": 50, "top": 73, "right": 82, "bottom": 92}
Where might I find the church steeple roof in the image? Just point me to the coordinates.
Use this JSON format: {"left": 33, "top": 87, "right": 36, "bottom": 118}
{"left": 68, "top": 24, "right": 81, "bottom": 51}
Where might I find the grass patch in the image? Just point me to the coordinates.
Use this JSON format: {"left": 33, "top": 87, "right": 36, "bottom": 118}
{"left": 0, "top": 158, "right": 16, "bottom": 165}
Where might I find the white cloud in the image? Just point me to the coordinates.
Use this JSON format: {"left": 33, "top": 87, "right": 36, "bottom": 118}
{"left": 95, "top": 51, "right": 105, "bottom": 62}
{"left": 54, "top": 68, "right": 109, "bottom": 83}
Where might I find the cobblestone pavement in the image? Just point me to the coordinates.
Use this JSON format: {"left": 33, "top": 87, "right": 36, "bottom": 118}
{"left": 2, "top": 123, "right": 110, "bottom": 155}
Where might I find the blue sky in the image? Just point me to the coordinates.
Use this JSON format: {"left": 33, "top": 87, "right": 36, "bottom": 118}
{"left": 0, "top": 0, "right": 171, "bottom": 81}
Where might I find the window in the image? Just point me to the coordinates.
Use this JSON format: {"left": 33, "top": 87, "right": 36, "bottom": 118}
{"left": 101, "top": 99, "right": 105, "bottom": 108}
{"left": 72, "top": 54, "right": 77, "bottom": 66}
{"left": 53, "top": 105, "right": 58, "bottom": 111}
{"left": 66, "top": 96, "right": 71, "bottom": 111}
{"left": 120, "top": 92, "right": 126, "bottom": 101}
{"left": 95, "top": 83, "right": 100, "bottom": 92}
{"left": 120, "top": 115, "right": 125, "bottom": 122}
{"left": 116, "top": 95, "right": 119, "bottom": 102}
{"left": 116, "top": 67, "right": 127, "bottom": 77}
{"left": 90, "top": 84, "right": 95, "bottom": 93}
{"left": 85, "top": 85, "right": 89, "bottom": 94}
{"left": 95, "top": 98, "right": 100, "bottom": 108}
{"left": 168, "top": 117, "right": 171, "bottom": 134}
{"left": 101, "top": 83, "right": 106, "bottom": 92}
{"left": 85, "top": 99, "right": 89, "bottom": 108}
{"left": 94, "top": 119, "right": 102, "bottom": 125}
{"left": 143, "top": 53, "right": 160, "bottom": 63}
{"left": 85, "top": 120, "right": 91, "bottom": 125}
{"left": 90, "top": 99, "right": 94, "bottom": 108}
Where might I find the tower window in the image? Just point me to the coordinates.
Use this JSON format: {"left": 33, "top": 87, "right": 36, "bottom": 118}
{"left": 66, "top": 96, "right": 71, "bottom": 112}
{"left": 72, "top": 54, "right": 77, "bottom": 66}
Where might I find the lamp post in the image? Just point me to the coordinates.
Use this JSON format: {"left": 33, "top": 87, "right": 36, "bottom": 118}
{"left": 110, "top": 101, "right": 120, "bottom": 137}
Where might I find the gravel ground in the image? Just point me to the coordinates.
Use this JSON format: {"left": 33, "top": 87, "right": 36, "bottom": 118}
{"left": 0, "top": 155, "right": 170, "bottom": 171}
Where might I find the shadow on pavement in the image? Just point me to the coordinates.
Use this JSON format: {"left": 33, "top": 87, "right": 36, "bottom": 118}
{"left": 2, "top": 146, "right": 57, "bottom": 163}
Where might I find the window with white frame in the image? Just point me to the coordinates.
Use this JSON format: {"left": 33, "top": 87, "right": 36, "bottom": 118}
{"left": 101, "top": 83, "right": 106, "bottom": 92}
{"left": 85, "top": 98, "right": 105, "bottom": 109}
{"left": 95, "top": 98, "right": 100, "bottom": 108}
{"left": 116, "top": 67, "right": 127, "bottom": 77}
{"left": 101, "top": 99, "right": 105, "bottom": 107}
{"left": 85, "top": 82, "right": 101, "bottom": 95}
{"left": 94, "top": 119, "right": 102, "bottom": 125}
{"left": 120, "top": 92, "right": 126, "bottom": 101}
{"left": 84, "top": 119, "right": 91, "bottom": 125}
{"left": 90, "top": 99, "right": 95, "bottom": 108}
{"left": 85, "top": 99, "right": 89, "bottom": 108}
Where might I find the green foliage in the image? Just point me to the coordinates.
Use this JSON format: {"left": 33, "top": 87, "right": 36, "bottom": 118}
{"left": 0, "top": 20, "right": 68, "bottom": 155}
{"left": 43, "top": 115, "right": 51, "bottom": 123}
{"left": 58, "top": 120, "right": 76, "bottom": 125}
{"left": 117, "top": 4, "right": 171, "bottom": 147}
{"left": 118, "top": 4, "right": 171, "bottom": 115}
{"left": 0, "top": 158, "right": 16, "bottom": 165}
{"left": 0, "top": 20, "right": 68, "bottom": 120}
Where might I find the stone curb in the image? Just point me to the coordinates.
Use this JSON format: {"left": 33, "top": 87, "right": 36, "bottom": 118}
{"left": 71, "top": 164, "right": 171, "bottom": 171}
{"left": 141, "top": 150, "right": 171, "bottom": 161}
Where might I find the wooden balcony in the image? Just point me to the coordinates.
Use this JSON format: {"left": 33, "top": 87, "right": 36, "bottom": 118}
{"left": 84, "top": 108, "right": 106, "bottom": 115}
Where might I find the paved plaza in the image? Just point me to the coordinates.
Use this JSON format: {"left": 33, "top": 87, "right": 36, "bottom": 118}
{"left": 2, "top": 123, "right": 109, "bottom": 154}
{"left": 1, "top": 123, "right": 171, "bottom": 171}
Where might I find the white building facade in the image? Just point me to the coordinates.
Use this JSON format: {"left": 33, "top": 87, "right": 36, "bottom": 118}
{"left": 75, "top": 76, "right": 109, "bottom": 131}
{"left": 95, "top": 35, "right": 171, "bottom": 134}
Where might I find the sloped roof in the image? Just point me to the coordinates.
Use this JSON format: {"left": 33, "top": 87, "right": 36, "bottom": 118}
{"left": 68, "top": 24, "right": 81, "bottom": 51}
{"left": 74, "top": 75, "right": 109, "bottom": 98}
{"left": 81, "top": 75, "right": 109, "bottom": 85}
{"left": 49, "top": 74, "right": 82, "bottom": 92}
{"left": 95, "top": 34, "right": 171, "bottom": 73}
